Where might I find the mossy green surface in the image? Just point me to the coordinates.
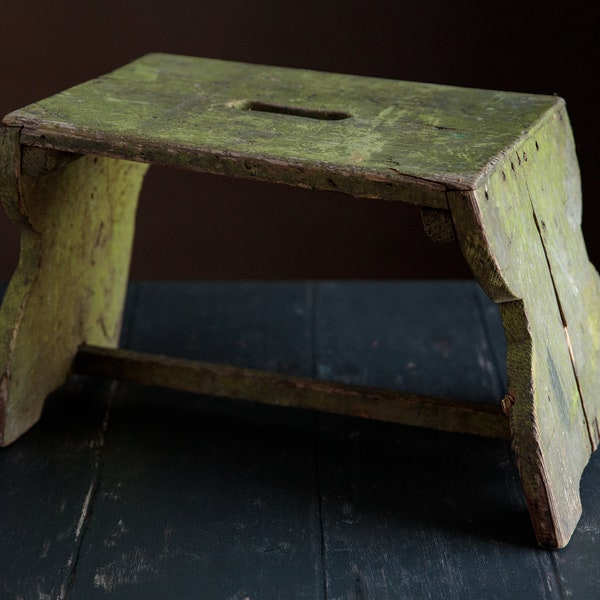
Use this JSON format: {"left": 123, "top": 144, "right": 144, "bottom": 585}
{"left": 450, "top": 104, "right": 600, "bottom": 548}
{"left": 1, "top": 54, "right": 598, "bottom": 549}
{"left": 0, "top": 146, "right": 148, "bottom": 445}
{"left": 4, "top": 53, "right": 560, "bottom": 208}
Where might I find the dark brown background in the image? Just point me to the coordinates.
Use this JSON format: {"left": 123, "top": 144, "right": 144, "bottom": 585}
{"left": 1, "top": 1, "right": 596, "bottom": 280}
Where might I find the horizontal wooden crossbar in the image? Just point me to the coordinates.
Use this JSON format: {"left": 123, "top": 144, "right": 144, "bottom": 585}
{"left": 73, "top": 345, "right": 510, "bottom": 440}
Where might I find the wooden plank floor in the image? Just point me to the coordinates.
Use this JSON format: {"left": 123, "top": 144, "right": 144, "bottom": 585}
{"left": 1, "top": 281, "right": 599, "bottom": 599}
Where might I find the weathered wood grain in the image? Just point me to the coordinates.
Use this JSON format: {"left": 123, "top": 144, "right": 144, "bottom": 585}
{"left": 1, "top": 53, "right": 598, "bottom": 550}
{"left": 449, "top": 103, "right": 598, "bottom": 548}
{"left": 73, "top": 344, "right": 510, "bottom": 440}
{"left": 7, "top": 281, "right": 600, "bottom": 597}
{"left": 3, "top": 54, "right": 559, "bottom": 208}
{"left": 0, "top": 131, "right": 148, "bottom": 445}
{"left": 524, "top": 109, "right": 600, "bottom": 447}
{"left": 68, "top": 281, "right": 324, "bottom": 600}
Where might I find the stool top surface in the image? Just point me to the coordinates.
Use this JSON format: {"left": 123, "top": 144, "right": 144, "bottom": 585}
{"left": 3, "top": 53, "right": 559, "bottom": 207}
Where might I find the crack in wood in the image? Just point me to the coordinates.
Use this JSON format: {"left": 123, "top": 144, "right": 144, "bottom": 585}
{"left": 529, "top": 202, "right": 594, "bottom": 449}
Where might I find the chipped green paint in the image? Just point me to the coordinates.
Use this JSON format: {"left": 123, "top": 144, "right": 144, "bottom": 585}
{"left": 0, "top": 133, "right": 148, "bottom": 445}
{"left": 3, "top": 53, "right": 559, "bottom": 207}
{"left": 1, "top": 54, "right": 598, "bottom": 549}
{"left": 449, "top": 105, "right": 600, "bottom": 548}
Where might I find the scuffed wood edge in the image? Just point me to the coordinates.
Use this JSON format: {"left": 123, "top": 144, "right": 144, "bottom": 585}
{"left": 13, "top": 128, "right": 450, "bottom": 209}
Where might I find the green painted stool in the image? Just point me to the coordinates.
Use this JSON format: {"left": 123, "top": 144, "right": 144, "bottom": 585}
{"left": 1, "top": 54, "right": 598, "bottom": 548}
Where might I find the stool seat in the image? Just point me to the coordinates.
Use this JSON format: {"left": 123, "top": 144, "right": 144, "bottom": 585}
{"left": 4, "top": 53, "right": 558, "bottom": 205}
{"left": 1, "top": 54, "right": 599, "bottom": 549}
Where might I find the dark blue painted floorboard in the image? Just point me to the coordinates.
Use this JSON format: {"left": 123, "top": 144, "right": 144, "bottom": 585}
{"left": 314, "top": 281, "right": 559, "bottom": 599}
{"left": 1, "top": 282, "right": 599, "bottom": 598}
{"left": 69, "top": 282, "right": 324, "bottom": 599}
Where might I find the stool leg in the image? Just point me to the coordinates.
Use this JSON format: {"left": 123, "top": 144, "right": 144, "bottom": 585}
{"left": 449, "top": 104, "right": 600, "bottom": 548}
{"left": 0, "top": 127, "right": 148, "bottom": 446}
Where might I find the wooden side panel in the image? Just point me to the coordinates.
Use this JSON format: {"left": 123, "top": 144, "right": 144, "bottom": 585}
{"left": 524, "top": 107, "right": 600, "bottom": 446}
{"left": 0, "top": 129, "right": 148, "bottom": 445}
{"left": 449, "top": 106, "right": 597, "bottom": 548}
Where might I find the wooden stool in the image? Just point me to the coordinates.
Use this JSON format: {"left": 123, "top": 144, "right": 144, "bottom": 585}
{"left": 1, "top": 54, "right": 598, "bottom": 548}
